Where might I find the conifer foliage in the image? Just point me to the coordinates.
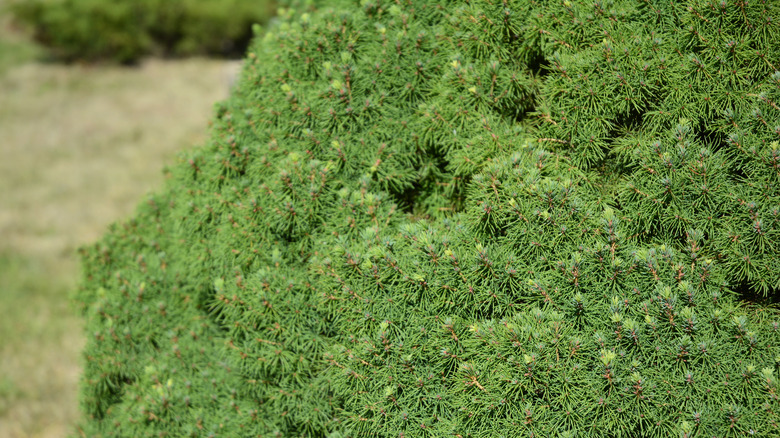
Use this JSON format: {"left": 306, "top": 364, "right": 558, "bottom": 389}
{"left": 77, "top": 0, "right": 780, "bottom": 436}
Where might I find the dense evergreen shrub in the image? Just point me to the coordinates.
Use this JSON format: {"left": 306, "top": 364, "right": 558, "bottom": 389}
{"left": 11, "top": 0, "right": 275, "bottom": 63}
{"left": 77, "top": 0, "right": 780, "bottom": 436}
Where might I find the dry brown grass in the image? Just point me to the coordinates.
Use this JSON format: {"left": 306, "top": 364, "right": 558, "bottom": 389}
{"left": 0, "top": 13, "right": 242, "bottom": 435}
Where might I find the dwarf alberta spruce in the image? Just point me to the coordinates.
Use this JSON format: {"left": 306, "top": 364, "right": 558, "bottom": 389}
{"left": 77, "top": 0, "right": 780, "bottom": 436}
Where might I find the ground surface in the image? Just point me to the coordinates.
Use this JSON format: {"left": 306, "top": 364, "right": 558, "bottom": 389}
{"left": 0, "top": 3, "right": 240, "bottom": 436}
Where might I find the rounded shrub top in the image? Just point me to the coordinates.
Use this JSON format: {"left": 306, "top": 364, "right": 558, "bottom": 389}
{"left": 78, "top": 1, "right": 780, "bottom": 437}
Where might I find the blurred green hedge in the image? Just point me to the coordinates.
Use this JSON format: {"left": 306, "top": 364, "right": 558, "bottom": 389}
{"left": 11, "top": 0, "right": 276, "bottom": 63}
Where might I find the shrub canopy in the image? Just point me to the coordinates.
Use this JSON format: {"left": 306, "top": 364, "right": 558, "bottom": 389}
{"left": 78, "top": 0, "right": 780, "bottom": 436}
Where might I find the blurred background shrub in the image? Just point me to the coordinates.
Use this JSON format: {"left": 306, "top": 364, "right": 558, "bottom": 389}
{"left": 10, "top": 0, "right": 276, "bottom": 63}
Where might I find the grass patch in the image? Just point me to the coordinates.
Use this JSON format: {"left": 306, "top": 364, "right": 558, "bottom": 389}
{"left": 0, "top": 251, "right": 82, "bottom": 438}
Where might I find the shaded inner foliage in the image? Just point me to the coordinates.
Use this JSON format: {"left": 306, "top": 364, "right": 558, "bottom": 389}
{"left": 78, "top": 1, "right": 780, "bottom": 437}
